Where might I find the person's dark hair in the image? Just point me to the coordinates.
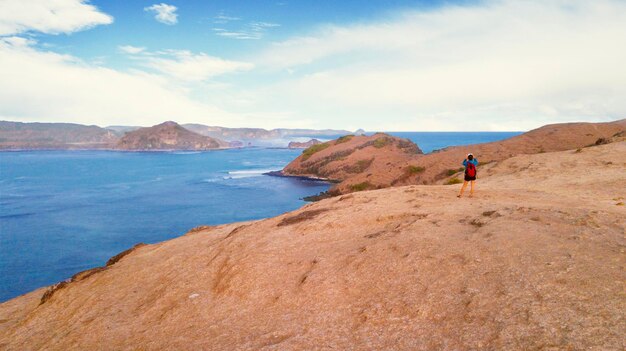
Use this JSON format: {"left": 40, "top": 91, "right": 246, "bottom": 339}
{"left": 468, "top": 154, "right": 474, "bottom": 160}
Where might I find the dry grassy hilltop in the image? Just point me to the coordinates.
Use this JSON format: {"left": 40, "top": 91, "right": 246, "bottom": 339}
{"left": 283, "top": 119, "right": 626, "bottom": 195}
{"left": 0, "top": 138, "right": 624, "bottom": 349}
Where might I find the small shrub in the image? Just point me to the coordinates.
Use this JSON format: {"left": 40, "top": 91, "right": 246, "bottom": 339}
{"left": 302, "top": 191, "right": 333, "bottom": 202}
{"left": 345, "top": 159, "right": 374, "bottom": 173}
{"left": 335, "top": 135, "right": 354, "bottom": 144}
{"left": 303, "top": 163, "right": 322, "bottom": 175}
{"left": 328, "top": 149, "right": 354, "bottom": 162}
{"left": 373, "top": 137, "right": 390, "bottom": 148}
{"left": 594, "top": 137, "right": 608, "bottom": 146}
{"left": 445, "top": 178, "right": 463, "bottom": 185}
{"left": 446, "top": 169, "right": 458, "bottom": 176}
{"left": 278, "top": 209, "right": 330, "bottom": 226}
{"left": 397, "top": 139, "right": 420, "bottom": 153}
{"left": 302, "top": 143, "right": 330, "bottom": 161}
{"left": 350, "top": 182, "right": 373, "bottom": 192}
{"left": 357, "top": 159, "right": 370, "bottom": 167}
{"left": 407, "top": 165, "right": 426, "bottom": 174}
{"left": 575, "top": 148, "right": 582, "bottom": 153}
{"left": 397, "top": 139, "right": 413, "bottom": 148}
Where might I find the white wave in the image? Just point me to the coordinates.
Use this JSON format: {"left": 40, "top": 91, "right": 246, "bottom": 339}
{"left": 225, "top": 168, "right": 279, "bottom": 179}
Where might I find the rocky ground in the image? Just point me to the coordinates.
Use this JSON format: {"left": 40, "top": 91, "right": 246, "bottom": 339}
{"left": 1, "top": 140, "right": 624, "bottom": 350}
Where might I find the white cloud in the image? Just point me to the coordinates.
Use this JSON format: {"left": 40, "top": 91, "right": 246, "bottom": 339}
{"left": 213, "top": 29, "right": 260, "bottom": 40}
{"left": 146, "top": 51, "right": 253, "bottom": 81}
{"left": 213, "top": 14, "right": 241, "bottom": 24}
{"left": 252, "top": 0, "right": 626, "bottom": 130}
{"left": 0, "top": 0, "right": 113, "bottom": 36}
{"left": 1, "top": 0, "right": 625, "bottom": 131}
{"left": 0, "top": 37, "right": 244, "bottom": 127}
{"left": 0, "top": 36, "right": 36, "bottom": 47}
{"left": 118, "top": 45, "right": 145, "bottom": 54}
{"left": 144, "top": 3, "right": 178, "bottom": 25}
{"left": 122, "top": 49, "right": 254, "bottom": 82}
{"left": 250, "top": 22, "right": 280, "bottom": 30}
{"left": 213, "top": 21, "right": 280, "bottom": 40}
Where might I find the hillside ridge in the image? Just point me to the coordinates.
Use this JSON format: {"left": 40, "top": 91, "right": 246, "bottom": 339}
{"left": 282, "top": 119, "right": 626, "bottom": 195}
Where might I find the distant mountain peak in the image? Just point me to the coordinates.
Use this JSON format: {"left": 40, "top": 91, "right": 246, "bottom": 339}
{"left": 158, "top": 121, "right": 179, "bottom": 127}
{"left": 115, "top": 121, "right": 227, "bottom": 151}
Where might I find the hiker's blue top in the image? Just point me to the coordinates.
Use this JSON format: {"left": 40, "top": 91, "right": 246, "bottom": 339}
{"left": 463, "top": 159, "right": 478, "bottom": 167}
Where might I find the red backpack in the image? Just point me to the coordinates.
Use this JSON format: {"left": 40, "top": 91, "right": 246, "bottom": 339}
{"left": 465, "top": 162, "right": 476, "bottom": 177}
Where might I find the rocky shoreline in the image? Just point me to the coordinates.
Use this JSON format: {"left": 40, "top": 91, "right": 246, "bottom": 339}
{"left": 263, "top": 170, "right": 336, "bottom": 183}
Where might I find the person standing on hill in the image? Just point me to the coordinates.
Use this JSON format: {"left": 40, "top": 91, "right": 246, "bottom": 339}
{"left": 458, "top": 153, "right": 478, "bottom": 198}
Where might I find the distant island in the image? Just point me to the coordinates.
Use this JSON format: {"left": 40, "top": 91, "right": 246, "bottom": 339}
{"left": 114, "top": 121, "right": 228, "bottom": 151}
{"left": 183, "top": 124, "right": 351, "bottom": 142}
{"left": 0, "top": 120, "right": 354, "bottom": 151}
{"left": 287, "top": 139, "right": 321, "bottom": 149}
{"left": 0, "top": 121, "right": 118, "bottom": 150}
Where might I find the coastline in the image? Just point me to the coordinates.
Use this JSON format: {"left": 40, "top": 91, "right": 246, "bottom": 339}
{"left": 0, "top": 146, "right": 237, "bottom": 152}
{"left": 263, "top": 170, "right": 337, "bottom": 183}
{"left": 264, "top": 171, "right": 337, "bottom": 202}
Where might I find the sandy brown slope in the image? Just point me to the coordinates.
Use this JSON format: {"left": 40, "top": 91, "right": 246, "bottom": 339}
{"left": 115, "top": 121, "right": 228, "bottom": 150}
{"left": 283, "top": 119, "right": 626, "bottom": 194}
{"left": 1, "top": 142, "right": 624, "bottom": 350}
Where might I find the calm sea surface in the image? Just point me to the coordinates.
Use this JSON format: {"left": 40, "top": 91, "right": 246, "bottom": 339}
{"left": 0, "top": 132, "right": 521, "bottom": 301}
{"left": 385, "top": 131, "right": 522, "bottom": 153}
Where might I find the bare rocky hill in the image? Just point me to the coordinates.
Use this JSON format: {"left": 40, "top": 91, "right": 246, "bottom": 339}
{"left": 1, "top": 139, "right": 624, "bottom": 350}
{"left": 115, "top": 121, "right": 228, "bottom": 151}
{"left": 287, "top": 139, "right": 321, "bottom": 149}
{"left": 0, "top": 121, "right": 118, "bottom": 149}
{"left": 283, "top": 119, "right": 626, "bottom": 195}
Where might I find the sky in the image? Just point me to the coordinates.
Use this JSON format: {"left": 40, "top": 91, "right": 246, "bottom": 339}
{"left": 0, "top": 0, "right": 625, "bottom": 131}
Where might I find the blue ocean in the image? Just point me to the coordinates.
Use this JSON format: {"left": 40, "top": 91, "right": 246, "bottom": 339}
{"left": 0, "top": 131, "right": 520, "bottom": 302}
